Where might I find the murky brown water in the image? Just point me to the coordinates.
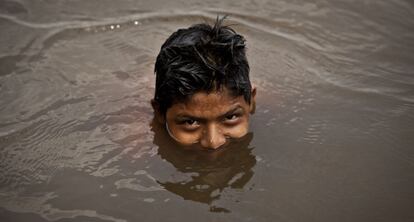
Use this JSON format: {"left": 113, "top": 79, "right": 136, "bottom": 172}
{"left": 1, "top": 0, "right": 414, "bottom": 221}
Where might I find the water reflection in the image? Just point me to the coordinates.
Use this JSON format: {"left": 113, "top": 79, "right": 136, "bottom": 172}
{"left": 151, "top": 120, "right": 256, "bottom": 210}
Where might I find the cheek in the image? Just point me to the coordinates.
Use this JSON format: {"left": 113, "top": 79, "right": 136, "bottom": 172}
{"left": 224, "top": 118, "right": 250, "bottom": 138}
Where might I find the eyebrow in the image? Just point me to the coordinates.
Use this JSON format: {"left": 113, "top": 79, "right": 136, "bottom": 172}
{"left": 176, "top": 105, "right": 245, "bottom": 121}
{"left": 220, "top": 106, "right": 244, "bottom": 119}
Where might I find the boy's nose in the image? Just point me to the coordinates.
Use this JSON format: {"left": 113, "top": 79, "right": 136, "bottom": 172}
{"left": 200, "top": 124, "right": 226, "bottom": 150}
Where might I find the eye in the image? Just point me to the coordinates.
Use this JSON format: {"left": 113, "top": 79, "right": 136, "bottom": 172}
{"left": 184, "top": 119, "right": 198, "bottom": 125}
{"left": 177, "top": 118, "right": 200, "bottom": 130}
{"left": 224, "top": 114, "right": 240, "bottom": 124}
{"left": 225, "top": 114, "right": 238, "bottom": 120}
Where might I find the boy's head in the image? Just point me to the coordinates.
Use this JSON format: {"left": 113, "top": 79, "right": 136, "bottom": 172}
{"left": 152, "top": 17, "right": 256, "bottom": 150}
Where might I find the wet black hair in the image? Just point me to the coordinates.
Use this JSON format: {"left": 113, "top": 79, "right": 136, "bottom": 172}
{"left": 154, "top": 17, "right": 251, "bottom": 115}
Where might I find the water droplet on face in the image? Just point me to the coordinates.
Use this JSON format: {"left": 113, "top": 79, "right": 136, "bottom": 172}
{"left": 134, "top": 21, "right": 140, "bottom": 25}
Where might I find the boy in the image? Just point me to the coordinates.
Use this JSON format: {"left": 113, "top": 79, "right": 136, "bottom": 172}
{"left": 152, "top": 17, "right": 256, "bottom": 150}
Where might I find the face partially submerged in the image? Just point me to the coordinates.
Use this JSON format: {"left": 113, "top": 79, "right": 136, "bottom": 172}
{"left": 153, "top": 87, "right": 256, "bottom": 150}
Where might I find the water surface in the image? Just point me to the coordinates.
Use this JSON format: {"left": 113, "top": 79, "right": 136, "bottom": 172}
{"left": 1, "top": 0, "right": 414, "bottom": 221}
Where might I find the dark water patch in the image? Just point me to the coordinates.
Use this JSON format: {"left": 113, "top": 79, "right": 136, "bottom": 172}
{"left": 0, "top": 207, "right": 49, "bottom": 222}
{"left": 0, "top": 55, "right": 26, "bottom": 76}
{"left": 0, "top": 0, "right": 28, "bottom": 15}
{"left": 112, "top": 71, "right": 130, "bottom": 80}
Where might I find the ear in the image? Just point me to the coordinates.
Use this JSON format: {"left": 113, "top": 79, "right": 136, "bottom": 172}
{"left": 151, "top": 99, "right": 165, "bottom": 124}
{"left": 249, "top": 86, "right": 257, "bottom": 114}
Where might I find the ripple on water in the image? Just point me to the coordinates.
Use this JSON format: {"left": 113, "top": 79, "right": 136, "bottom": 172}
{"left": 0, "top": 15, "right": 159, "bottom": 193}
{"left": 301, "top": 120, "right": 327, "bottom": 145}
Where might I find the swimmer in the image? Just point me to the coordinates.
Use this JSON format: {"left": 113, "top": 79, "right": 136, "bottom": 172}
{"left": 152, "top": 17, "right": 256, "bottom": 150}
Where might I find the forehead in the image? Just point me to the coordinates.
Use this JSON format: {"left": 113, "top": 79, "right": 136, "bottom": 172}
{"left": 169, "top": 90, "right": 248, "bottom": 117}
